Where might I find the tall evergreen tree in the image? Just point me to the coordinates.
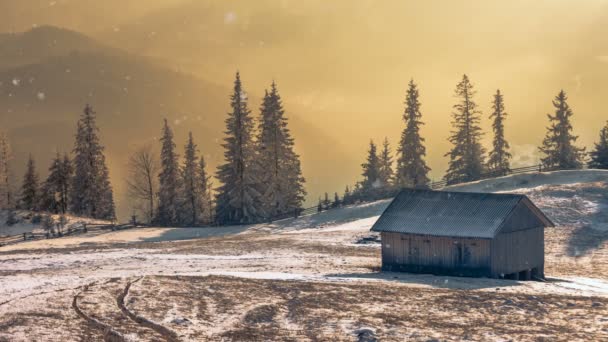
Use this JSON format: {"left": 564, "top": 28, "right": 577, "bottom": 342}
{"left": 257, "top": 82, "right": 306, "bottom": 217}
{"left": 396, "top": 80, "right": 431, "bottom": 188}
{"left": 69, "top": 104, "right": 115, "bottom": 219}
{"left": 181, "top": 132, "right": 200, "bottom": 226}
{"left": 445, "top": 75, "right": 486, "bottom": 184}
{"left": 0, "top": 131, "right": 12, "bottom": 209}
{"left": 198, "top": 156, "right": 214, "bottom": 223}
{"left": 343, "top": 185, "right": 351, "bottom": 204}
{"left": 487, "top": 89, "right": 512, "bottom": 175}
{"left": 215, "top": 72, "right": 264, "bottom": 224}
{"left": 361, "top": 140, "right": 381, "bottom": 191}
{"left": 588, "top": 121, "right": 608, "bottom": 169}
{"left": 19, "top": 155, "right": 39, "bottom": 211}
{"left": 539, "top": 90, "right": 585, "bottom": 170}
{"left": 156, "top": 119, "right": 181, "bottom": 226}
{"left": 378, "top": 138, "right": 394, "bottom": 188}
{"left": 40, "top": 153, "right": 73, "bottom": 214}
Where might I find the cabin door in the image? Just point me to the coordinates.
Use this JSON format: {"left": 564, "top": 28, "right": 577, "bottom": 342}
{"left": 455, "top": 243, "right": 470, "bottom": 267}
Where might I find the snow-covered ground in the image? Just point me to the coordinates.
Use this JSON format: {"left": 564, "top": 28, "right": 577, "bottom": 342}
{"left": 1, "top": 170, "right": 607, "bottom": 341}
{"left": 0, "top": 210, "right": 110, "bottom": 236}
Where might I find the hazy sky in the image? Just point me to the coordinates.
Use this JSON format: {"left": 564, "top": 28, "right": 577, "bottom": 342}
{"left": 2, "top": 0, "right": 608, "bottom": 214}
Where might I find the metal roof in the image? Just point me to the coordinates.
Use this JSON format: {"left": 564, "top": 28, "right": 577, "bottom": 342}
{"left": 370, "top": 189, "right": 551, "bottom": 238}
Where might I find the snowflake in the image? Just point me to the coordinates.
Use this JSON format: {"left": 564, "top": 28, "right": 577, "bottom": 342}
{"left": 12, "top": 78, "right": 20, "bottom": 86}
{"left": 224, "top": 12, "right": 237, "bottom": 24}
{"left": 37, "top": 92, "right": 45, "bottom": 100}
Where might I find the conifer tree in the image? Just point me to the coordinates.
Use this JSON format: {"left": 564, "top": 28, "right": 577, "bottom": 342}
{"left": 445, "top": 75, "right": 486, "bottom": 184}
{"left": 588, "top": 121, "right": 608, "bottom": 169}
{"left": 19, "top": 155, "right": 39, "bottom": 211}
{"left": 361, "top": 140, "right": 381, "bottom": 192}
{"left": 198, "top": 156, "right": 214, "bottom": 223}
{"left": 40, "top": 153, "right": 73, "bottom": 214}
{"left": 215, "top": 72, "right": 264, "bottom": 224}
{"left": 343, "top": 185, "right": 351, "bottom": 205}
{"left": 181, "top": 132, "right": 200, "bottom": 226}
{"left": 69, "top": 104, "right": 115, "bottom": 219}
{"left": 487, "top": 90, "right": 512, "bottom": 175}
{"left": 0, "top": 131, "right": 12, "bottom": 209}
{"left": 378, "top": 138, "right": 394, "bottom": 188}
{"left": 257, "top": 82, "right": 306, "bottom": 218}
{"left": 539, "top": 90, "right": 585, "bottom": 170}
{"left": 322, "top": 192, "right": 331, "bottom": 210}
{"left": 156, "top": 119, "right": 181, "bottom": 226}
{"left": 396, "top": 80, "right": 431, "bottom": 188}
{"left": 332, "top": 192, "right": 341, "bottom": 208}
{"left": 317, "top": 198, "right": 323, "bottom": 212}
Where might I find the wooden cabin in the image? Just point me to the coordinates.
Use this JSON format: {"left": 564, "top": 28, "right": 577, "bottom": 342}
{"left": 371, "top": 189, "right": 554, "bottom": 280}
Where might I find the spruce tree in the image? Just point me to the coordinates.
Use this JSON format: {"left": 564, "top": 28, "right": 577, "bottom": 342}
{"left": 445, "top": 75, "right": 486, "bottom": 184}
{"left": 361, "top": 140, "right": 381, "bottom": 192}
{"left": 181, "top": 132, "right": 200, "bottom": 226}
{"left": 539, "top": 90, "right": 585, "bottom": 170}
{"left": 40, "top": 153, "right": 72, "bottom": 214}
{"left": 332, "top": 192, "right": 341, "bottom": 208}
{"left": 69, "top": 104, "right": 115, "bottom": 219}
{"left": 198, "top": 156, "right": 214, "bottom": 223}
{"left": 0, "top": 131, "right": 12, "bottom": 209}
{"left": 215, "top": 72, "right": 264, "bottom": 224}
{"left": 343, "top": 185, "right": 351, "bottom": 204}
{"left": 19, "top": 155, "right": 39, "bottom": 211}
{"left": 396, "top": 80, "right": 431, "bottom": 188}
{"left": 588, "top": 121, "right": 608, "bottom": 169}
{"left": 487, "top": 90, "right": 512, "bottom": 175}
{"left": 156, "top": 119, "right": 181, "bottom": 226}
{"left": 322, "top": 192, "right": 331, "bottom": 210}
{"left": 378, "top": 138, "right": 394, "bottom": 188}
{"left": 257, "top": 82, "right": 306, "bottom": 218}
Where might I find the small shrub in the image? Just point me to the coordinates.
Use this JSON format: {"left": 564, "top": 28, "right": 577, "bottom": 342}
{"left": 5, "top": 211, "right": 18, "bottom": 226}
{"left": 31, "top": 213, "right": 43, "bottom": 224}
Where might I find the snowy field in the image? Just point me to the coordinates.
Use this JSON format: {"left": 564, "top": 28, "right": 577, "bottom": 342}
{"left": 1, "top": 170, "right": 608, "bottom": 341}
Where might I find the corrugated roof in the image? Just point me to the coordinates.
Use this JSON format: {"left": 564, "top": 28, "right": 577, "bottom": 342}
{"left": 370, "top": 189, "right": 548, "bottom": 238}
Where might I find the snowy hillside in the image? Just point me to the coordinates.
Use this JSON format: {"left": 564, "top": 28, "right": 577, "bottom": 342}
{"left": 1, "top": 170, "right": 608, "bottom": 341}
{"left": 0, "top": 210, "right": 110, "bottom": 236}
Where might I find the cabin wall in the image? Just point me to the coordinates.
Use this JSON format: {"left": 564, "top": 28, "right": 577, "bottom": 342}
{"left": 490, "top": 227, "right": 544, "bottom": 278}
{"left": 500, "top": 201, "right": 547, "bottom": 233}
{"left": 381, "top": 232, "right": 491, "bottom": 277}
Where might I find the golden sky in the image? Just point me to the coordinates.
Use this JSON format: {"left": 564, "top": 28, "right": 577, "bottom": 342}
{"left": 2, "top": 0, "right": 608, "bottom": 214}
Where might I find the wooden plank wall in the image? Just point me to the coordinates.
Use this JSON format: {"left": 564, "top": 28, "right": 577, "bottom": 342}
{"left": 490, "top": 227, "right": 544, "bottom": 277}
{"left": 381, "top": 232, "right": 491, "bottom": 271}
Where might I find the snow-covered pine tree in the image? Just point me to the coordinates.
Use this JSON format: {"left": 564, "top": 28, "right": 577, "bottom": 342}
{"left": 180, "top": 132, "right": 200, "bottom": 226}
{"left": 155, "top": 119, "right": 181, "bottom": 226}
{"left": 257, "top": 82, "right": 306, "bottom": 218}
{"left": 445, "top": 75, "right": 486, "bottom": 184}
{"left": 40, "top": 153, "right": 71, "bottom": 214}
{"left": 19, "top": 155, "right": 39, "bottom": 211}
{"left": 361, "top": 140, "right": 381, "bottom": 192}
{"left": 332, "top": 192, "right": 341, "bottom": 208}
{"left": 215, "top": 72, "right": 265, "bottom": 224}
{"left": 539, "top": 90, "right": 585, "bottom": 170}
{"left": 69, "top": 105, "right": 115, "bottom": 219}
{"left": 378, "top": 138, "right": 394, "bottom": 188}
{"left": 487, "top": 90, "right": 512, "bottom": 175}
{"left": 343, "top": 185, "right": 352, "bottom": 204}
{"left": 396, "top": 80, "right": 431, "bottom": 188}
{"left": 0, "top": 131, "right": 12, "bottom": 209}
{"left": 198, "top": 156, "right": 214, "bottom": 223}
{"left": 322, "top": 192, "right": 331, "bottom": 210}
{"left": 589, "top": 121, "right": 608, "bottom": 169}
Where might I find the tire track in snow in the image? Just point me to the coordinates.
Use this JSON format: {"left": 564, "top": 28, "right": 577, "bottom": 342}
{"left": 117, "top": 277, "right": 181, "bottom": 342}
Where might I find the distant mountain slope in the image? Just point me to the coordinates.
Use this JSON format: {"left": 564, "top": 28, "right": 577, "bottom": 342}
{"left": 0, "top": 26, "right": 356, "bottom": 218}
{"left": 0, "top": 25, "right": 122, "bottom": 70}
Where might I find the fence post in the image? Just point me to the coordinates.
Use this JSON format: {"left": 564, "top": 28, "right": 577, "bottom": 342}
{"left": 538, "top": 163, "right": 542, "bottom": 173}
{"left": 23, "top": 232, "right": 27, "bottom": 241}
{"left": 83, "top": 223, "right": 87, "bottom": 233}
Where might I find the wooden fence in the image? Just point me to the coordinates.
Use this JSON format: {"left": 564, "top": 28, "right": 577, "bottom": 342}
{"left": 0, "top": 222, "right": 137, "bottom": 248}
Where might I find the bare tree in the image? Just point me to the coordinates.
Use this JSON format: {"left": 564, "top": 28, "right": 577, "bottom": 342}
{"left": 126, "top": 145, "right": 159, "bottom": 223}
